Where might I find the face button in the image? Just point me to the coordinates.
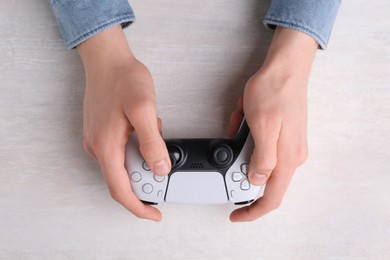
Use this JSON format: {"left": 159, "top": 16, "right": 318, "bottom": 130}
{"left": 142, "top": 183, "right": 154, "bottom": 194}
{"left": 240, "top": 163, "right": 249, "bottom": 175}
{"left": 131, "top": 172, "right": 142, "bottom": 182}
{"left": 154, "top": 175, "right": 166, "bottom": 183}
{"left": 240, "top": 179, "right": 250, "bottom": 191}
{"left": 232, "top": 171, "right": 244, "bottom": 182}
{"left": 142, "top": 161, "right": 151, "bottom": 171}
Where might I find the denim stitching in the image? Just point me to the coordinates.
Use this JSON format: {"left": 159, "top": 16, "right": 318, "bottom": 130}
{"left": 66, "top": 15, "right": 135, "bottom": 49}
{"left": 264, "top": 17, "right": 327, "bottom": 49}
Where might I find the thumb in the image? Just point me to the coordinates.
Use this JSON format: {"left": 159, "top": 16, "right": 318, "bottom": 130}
{"left": 248, "top": 120, "right": 281, "bottom": 185}
{"left": 127, "top": 105, "right": 171, "bottom": 176}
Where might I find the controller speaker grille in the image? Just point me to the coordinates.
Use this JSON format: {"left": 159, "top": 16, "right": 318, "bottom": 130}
{"left": 190, "top": 163, "right": 204, "bottom": 169}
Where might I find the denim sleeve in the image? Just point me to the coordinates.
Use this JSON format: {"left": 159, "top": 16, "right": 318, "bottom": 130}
{"left": 263, "top": 0, "right": 341, "bottom": 49}
{"left": 50, "top": 0, "right": 135, "bottom": 49}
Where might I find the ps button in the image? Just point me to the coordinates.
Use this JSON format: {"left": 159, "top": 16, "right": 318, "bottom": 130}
{"left": 240, "top": 180, "right": 250, "bottom": 190}
{"left": 131, "top": 172, "right": 142, "bottom": 182}
{"left": 157, "top": 190, "right": 164, "bottom": 198}
{"left": 142, "top": 161, "right": 151, "bottom": 171}
{"left": 232, "top": 171, "right": 244, "bottom": 182}
{"left": 142, "top": 183, "right": 154, "bottom": 194}
{"left": 241, "top": 163, "right": 249, "bottom": 175}
{"left": 154, "top": 175, "right": 165, "bottom": 183}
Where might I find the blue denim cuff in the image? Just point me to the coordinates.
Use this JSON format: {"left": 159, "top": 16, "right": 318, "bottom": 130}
{"left": 263, "top": 0, "right": 341, "bottom": 49}
{"left": 50, "top": 0, "right": 135, "bottom": 49}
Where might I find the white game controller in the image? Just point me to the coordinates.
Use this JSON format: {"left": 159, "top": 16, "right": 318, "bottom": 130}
{"left": 125, "top": 121, "right": 264, "bottom": 205}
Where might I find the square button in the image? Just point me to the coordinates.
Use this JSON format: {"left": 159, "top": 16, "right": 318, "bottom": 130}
{"left": 232, "top": 171, "right": 244, "bottom": 182}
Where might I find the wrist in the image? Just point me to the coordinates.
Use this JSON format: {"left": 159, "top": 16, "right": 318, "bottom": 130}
{"left": 256, "top": 27, "right": 318, "bottom": 83}
{"left": 77, "top": 25, "right": 136, "bottom": 76}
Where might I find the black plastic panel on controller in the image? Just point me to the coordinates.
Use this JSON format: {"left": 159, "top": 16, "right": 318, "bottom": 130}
{"left": 164, "top": 121, "right": 250, "bottom": 176}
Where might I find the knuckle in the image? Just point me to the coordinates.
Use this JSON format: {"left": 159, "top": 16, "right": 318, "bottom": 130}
{"left": 260, "top": 159, "right": 277, "bottom": 172}
{"left": 82, "top": 133, "right": 100, "bottom": 158}
{"left": 139, "top": 97, "right": 155, "bottom": 109}
{"left": 251, "top": 114, "right": 280, "bottom": 130}
{"left": 281, "top": 144, "right": 308, "bottom": 168}
{"left": 252, "top": 156, "right": 277, "bottom": 174}
{"left": 293, "top": 145, "right": 309, "bottom": 166}
{"left": 85, "top": 134, "right": 107, "bottom": 159}
{"left": 297, "top": 150, "right": 308, "bottom": 166}
{"left": 83, "top": 139, "right": 93, "bottom": 155}
{"left": 131, "top": 98, "right": 156, "bottom": 118}
{"left": 109, "top": 187, "right": 125, "bottom": 204}
{"left": 140, "top": 139, "right": 166, "bottom": 160}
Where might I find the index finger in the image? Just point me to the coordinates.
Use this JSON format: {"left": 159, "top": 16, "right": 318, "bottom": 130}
{"left": 98, "top": 138, "right": 162, "bottom": 221}
{"left": 229, "top": 164, "right": 295, "bottom": 222}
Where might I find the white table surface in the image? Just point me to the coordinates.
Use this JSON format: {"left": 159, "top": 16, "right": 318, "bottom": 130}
{"left": 1, "top": 0, "right": 389, "bottom": 259}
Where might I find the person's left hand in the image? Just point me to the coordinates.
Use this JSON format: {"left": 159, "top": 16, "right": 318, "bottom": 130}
{"left": 228, "top": 27, "right": 318, "bottom": 222}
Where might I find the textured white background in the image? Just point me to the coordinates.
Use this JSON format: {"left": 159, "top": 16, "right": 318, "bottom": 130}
{"left": 1, "top": 0, "right": 389, "bottom": 259}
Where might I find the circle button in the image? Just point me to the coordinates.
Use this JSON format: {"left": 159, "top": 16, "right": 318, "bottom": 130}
{"left": 154, "top": 175, "right": 165, "bottom": 183}
{"left": 142, "top": 183, "right": 154, "bottom": 194}
{"left": 131, "top": 172, "right": 142, "bottom": 182}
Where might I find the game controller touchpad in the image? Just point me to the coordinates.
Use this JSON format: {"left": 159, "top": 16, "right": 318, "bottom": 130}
{"left": 165, "top": 171, "right": 228, "bottom": 204}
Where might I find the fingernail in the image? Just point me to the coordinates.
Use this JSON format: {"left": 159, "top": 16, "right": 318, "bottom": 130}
{"left": 153, "top": 160, "right": 169, "bottom": 175}
{"left": 252, "top": 172, "right": 268, "bottom": 185}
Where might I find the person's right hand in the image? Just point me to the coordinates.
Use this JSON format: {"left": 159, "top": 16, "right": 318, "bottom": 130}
{"left": 77, "top": 25, "right": 171, "bottom": 221}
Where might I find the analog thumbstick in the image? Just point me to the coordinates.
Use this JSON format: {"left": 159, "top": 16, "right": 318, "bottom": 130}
{"left": 168, "top": 145, "right": 184, "bottom": 168}
{"left": 212, "top": 145, "right": 233, "bottom": 167}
